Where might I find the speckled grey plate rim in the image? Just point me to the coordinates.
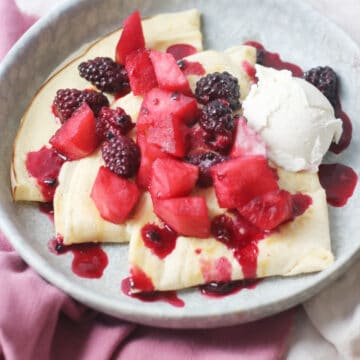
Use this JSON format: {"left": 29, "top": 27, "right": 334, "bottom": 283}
{"left": 0, "top": 0, "right": 360, "bottom": 329}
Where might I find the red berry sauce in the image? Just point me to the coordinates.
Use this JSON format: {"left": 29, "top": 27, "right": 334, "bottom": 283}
{"left": 49, "top": 236, "right": 108, "bottom": 278}
{"left": 244, "top": 41, "right": 303, "bottom": 77}
{"left": 330, "top": 94, "right": 352, "bottom": 154}
{"left": 178, "top": 59, "right": 206, "bottom": 76}
{"left": 241, "top": 60, "right": 256, "bottom": 83}
{"left": 292, "top": 193, "right": 313, "bottom": 217}
{"left": 121, "top": 265, "right": 184, "bottom": 307}
{"left": 39, "top": 202, "right": 54, "bottom": 222}
{"left": 141, "top": 223, "right": 177, "bottom": 259}
{"left": 199, "top": 279, "right": 260, "bottom": 298}
{"left": 211, "top": 214, "right": 266, "bottom": 279}
{"left": 121, "top": 278, "right": 184, "bottom": 307}
{"left": 166, "top": 44, "right": 198, "bottom": 60}
{"left": 319, "top": 164, "right": 358, "bottom": 207}
{"left": 26, "top": 146, "right": 66, "bottom": 201}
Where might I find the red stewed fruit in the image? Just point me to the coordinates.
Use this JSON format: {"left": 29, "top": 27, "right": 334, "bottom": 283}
{"left": 115, "top": 10, "right": 145, "bottom": 64}
{"left": 90, "top": 166, "right": 141, "bottom": 224}
{"left": 239, "top": 190, "right": 312, "bottom": 230}
{"left": 149, "top": 50, "right": 192, "bottom": 95}
{"left": 136, "top": 133, "right": 171, "bottom": 190}
{"left": 211, "top": 156, "right": 279, "bottom": 209}
{"left": 230, "top": 116, "right": 267, "bottom": 158}
{"left": 153, "top": 196, "right": 210, "bottom": 238}
{"left": 137, "top": 88, "right": 198, "bottom": 157}
{"left": 125, "top": 48, "right": 158, "bottom": 95}
{"left": 149, "top": 158, "right": 199, "bottom": 200}
{"left": 238, "top": 190, "right": 295, "bottom": 230}
{"left": 50, "top": 102, "right": 99, "bottom": 160}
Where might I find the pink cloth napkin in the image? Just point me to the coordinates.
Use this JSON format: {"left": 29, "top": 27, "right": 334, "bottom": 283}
{"left": 0, "top": 1, "right": 294, "bottom": 358}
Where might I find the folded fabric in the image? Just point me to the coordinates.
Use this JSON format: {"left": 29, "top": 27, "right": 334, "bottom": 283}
{"left": 0, "top": 230, "right": 292, "bottom": 360}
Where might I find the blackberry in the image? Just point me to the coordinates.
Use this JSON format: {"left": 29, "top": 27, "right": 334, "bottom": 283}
{"left": 53, "top": 89, "right": 109, "bottom": 123}
{"left": 195, "top": 71, "right": 241, "bottom": 110}
{"left": 303, "top": 66, "right": 338, "bottom": 108}
{"left": 101, "top": 135, "right": 140, "bottom": 178}
{"left": 186, "top": 151, "right": 226, "bottom": 187}
{"left": 96, "top": 107, "right": 134, "bottom": 140}
{"left": 78, "top": 57, "right": 130, "bottom": 94}
{"left": 200, "top": 99, "right": 234, "bottom": 135}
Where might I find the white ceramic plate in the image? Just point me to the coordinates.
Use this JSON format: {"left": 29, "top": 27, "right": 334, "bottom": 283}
{"left": 1, "top": 0, "right": 360, "bottom": 328}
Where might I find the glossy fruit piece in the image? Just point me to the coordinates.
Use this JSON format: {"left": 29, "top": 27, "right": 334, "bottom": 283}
{"left": 137, "top": 88, "right": 198, "bottom": 133}
{"left": 154, "top": 196, "right": 210, "bottom": 238}
{"left": 115, "top": 10, "right": 145, "bottom": 64}
{"left": 230, "top": 116, "right": 266, "bottom": 158}
{"left": 136, "top": 133, "right": 171, "bottom": 189}
{"left": 137, "top": 88, "right": 198, "bottom": 157}
{"left": 90, "top": 166, "right": 141, "bottom": 224}
{"left": 125, "top": 49, "right": 158, "bottom": 95}
{"left": 50, "top": 102, "right": 99, "bottom": 160}
{"left": 149, "top": 50, "right": 192, "bottom": 95}
{"left": 145, "top": 115, "right": 189, "bottom": 157}
{"left": 238, "top": 190, "right": 292, "bottom": 230}
{"left": 239, "top": 190, "right": 312, "bottom": 230}
{"left": 149, "top": 158, "right": 199, "bottom": 200}
{"left": 211, "top": 156, "right": 279, "bottom": 209}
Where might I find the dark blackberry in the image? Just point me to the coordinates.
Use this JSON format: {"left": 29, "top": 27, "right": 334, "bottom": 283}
{"left": 96, "top": 107, "right": 134, "bottom": 140}
{"left": 101, "top": 135, "right": 140, "bottom": 178}
{"left": 195, "top": 71, "right": 241, "bottom": 110}
{"left": 78, "top": 57, "right": 130, "bottom": 94}
{"left": 303, "top": 66, "right": 338, "bottom": 108}
{"left": 186, "top": 151, "right": 226, "bottom": 187}
{"left": 53, "top": 89, "right": 109, "bottom": 123}
{"left": 200, "top": 99, "right": 234, "bottom": 135}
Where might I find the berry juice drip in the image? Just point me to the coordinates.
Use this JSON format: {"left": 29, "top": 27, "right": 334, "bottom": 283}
{"left": 319, "top": 164, "right": 358, "bottom": 207}
{"left": 330, "top": 94, "right": 352, "bottom": 154}
{"left": 49, "top": 236, "right": 108, "bottom": 278}
{"left": 166, "top": 43, "right": 198, "bottom": 60}
{"left": 211, "top": 214, "right": 266, "bottom": 279}
{"left": 199, "top": 279, "right": 260, "bottom": 298}
{"left": 121, "top": 266, "right": 184, "bottom": 307}
{"left": 26, "top": 146, "right": 66, "bottom": 201}
{"left": 121, "top": 278, "right": 185, "bottom": 308}
{"left": 141, "top": 223, "right": 177, "bottom": 259}
{"left": 244, "top": 41, "right": 303, "bottom": 77}
{"left": 39, "top": 202, "right": 54, "bottom": 222}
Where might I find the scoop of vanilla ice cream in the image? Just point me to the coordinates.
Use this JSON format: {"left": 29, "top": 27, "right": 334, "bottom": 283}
{"left": 243, "top": 65, "right": 342, "bottom": 172}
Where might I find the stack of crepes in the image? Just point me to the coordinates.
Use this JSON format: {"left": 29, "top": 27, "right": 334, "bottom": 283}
{"left": 11, "top": 8, "right": 339, "bottom": 294}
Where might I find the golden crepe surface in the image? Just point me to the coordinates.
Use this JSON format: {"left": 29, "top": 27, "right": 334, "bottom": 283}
{"left": 11, "top": 9, "right": 334, "bottom": 293}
